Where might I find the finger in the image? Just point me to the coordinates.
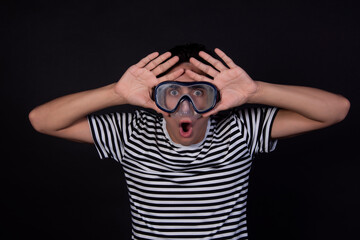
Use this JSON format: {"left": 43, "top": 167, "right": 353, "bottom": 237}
{"left": 214, "top": 48, "right": 238, "bottom": 68}
{"left": 189, "top": 57, "right": 219, "bottom": 78}
{"left": 144, "top": 52, "right": 172, "bottom": 71}
{"left": 154, "top": 107, "right": 169, "bottom": 117}
{"left": 152, "top": 56, "right": 179, "bottom": 76}
{"left": 144, "top": 99, "right": 161, "bottom": 112}
{"left": 145, "top": 98, "right": 169, "bottom": 116}
{"left": 202, "top": 103, "right": 226, "bottom": 118}
{"left": 199, "top": 51, "right": 228, "bottom": 71}
{"left": 185, "top": 69, "right": 213, "bottom": 82}
{"left": 135, "top": 52, "right": 160, "bottom": 68}
{"left": 158, "top": 68, "right": 184, "bottom": 82}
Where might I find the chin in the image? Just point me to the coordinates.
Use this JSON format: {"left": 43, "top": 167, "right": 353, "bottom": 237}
{"left": 177, "top": 138, "right": 198, "bottom": 146}
{"left": 164, "top": 114, "right": 209, "bottom": 146}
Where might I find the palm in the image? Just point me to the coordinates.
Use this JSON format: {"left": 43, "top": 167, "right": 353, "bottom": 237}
{"left": 214, "top": 67, "right": 257, "bottom": 109}
{"left": 115, "top": 65, "right": 157, "bottom": 107}
{"left": 113, "top": 52, "right": 182, "bottom": 110}
{"left": 187, "top": 48, "right": 258, "bottom": 115}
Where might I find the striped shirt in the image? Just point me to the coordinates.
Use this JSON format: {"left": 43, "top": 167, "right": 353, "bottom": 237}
{"left": 88, "top": 107, "right": 278, "bottom": 240}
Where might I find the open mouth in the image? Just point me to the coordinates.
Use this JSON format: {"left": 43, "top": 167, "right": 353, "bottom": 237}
{"left": 181, "top": 122, "right": 191, "bottom": 132}
{"left": 179, "top": 120, "right": 193, "bottom": 137}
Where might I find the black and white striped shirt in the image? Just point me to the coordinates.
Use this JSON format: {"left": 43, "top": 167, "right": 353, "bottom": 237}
{"left": 88, "top": 107, "right": 278, "bottom": 240}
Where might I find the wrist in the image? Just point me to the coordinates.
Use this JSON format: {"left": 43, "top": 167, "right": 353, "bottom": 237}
{"left": 107, "top": 83, "right": 128, "bottom": 105}
{"left": 246, "top": 80, "right": 264, "bottom": 104}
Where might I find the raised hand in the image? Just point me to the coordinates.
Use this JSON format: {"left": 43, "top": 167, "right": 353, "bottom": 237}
{"left": 186, "top": 48, "right": 258, "bottom": 117}
{"left": 114, "top": 52, "right": 183, "bottom": 111}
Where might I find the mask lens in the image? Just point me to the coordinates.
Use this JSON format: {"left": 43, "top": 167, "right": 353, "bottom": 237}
{"left": 154, "top": 81, "right": 218, "bottom": 113}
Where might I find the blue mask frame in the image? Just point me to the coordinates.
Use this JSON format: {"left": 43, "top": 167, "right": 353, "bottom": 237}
{"left": 152, "top": 81, "right": 220, "bottom": 114}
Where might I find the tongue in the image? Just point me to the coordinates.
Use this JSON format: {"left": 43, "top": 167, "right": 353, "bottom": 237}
{"left": 179, "top": 122, "right": 192, "bottom": 138}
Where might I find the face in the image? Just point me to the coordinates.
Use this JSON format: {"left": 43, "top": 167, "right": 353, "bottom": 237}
{"left": 162, "top": 63, "right": 210, "bottom": 146}
{"left": 164, "top": 84, "right": 210, "bottom": 111}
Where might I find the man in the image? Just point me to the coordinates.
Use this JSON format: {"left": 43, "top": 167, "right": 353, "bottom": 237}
{"left": 29, "top": 43, "right": 350, "bottom": 239}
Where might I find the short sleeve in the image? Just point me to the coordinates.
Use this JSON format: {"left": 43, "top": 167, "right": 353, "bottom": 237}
{"left": 87, "top": 112, "right": 134, "bottom": 162}
{"left": 235, "top": 107, "right": 279, "bottom": 155}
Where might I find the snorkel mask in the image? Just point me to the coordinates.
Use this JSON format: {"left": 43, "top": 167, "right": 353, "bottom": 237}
{"left": 153, "top": 81, "right": 220, "bottom": 119}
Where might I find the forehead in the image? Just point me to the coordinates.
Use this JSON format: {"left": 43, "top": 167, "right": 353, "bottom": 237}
{"left": 169, "top": 62, "right": 205, "bottom": 82}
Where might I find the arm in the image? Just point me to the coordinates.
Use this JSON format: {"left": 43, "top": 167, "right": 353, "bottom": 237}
{"left": 248, "top": 81, "right": 350, "bottom": 139}
{"left": 29, "top": 52, "right": 183, "bottom": 143}
{"left": 29, "top": 83, "right": 119, "bottom": 143}
{"left": 186, "top": 48, "right": 350, "bottom": 139}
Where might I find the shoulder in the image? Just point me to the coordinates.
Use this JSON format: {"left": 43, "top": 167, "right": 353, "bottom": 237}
{"left": 211, "top": 106, "right": 276, "bottom": 122}
{"left": 232, "top": 106, "right": 279, "bottom": 125}
{"left": 134, "top": 109, "right": 163, "bottom": 125}
{"left": 90, "top": 109, "right": 160, "bottom": 123}
{"left": 211, "top": 106, "right": 278, "bottom": 132}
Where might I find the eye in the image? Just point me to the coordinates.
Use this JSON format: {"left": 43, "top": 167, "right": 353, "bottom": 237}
{"left": 192, "top": 89, "right": 204, "bottom": 97}
{"left": 169, "top": 89, "right": 179, "bottom": 96}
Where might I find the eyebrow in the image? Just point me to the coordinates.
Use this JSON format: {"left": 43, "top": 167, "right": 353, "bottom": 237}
{"left": 188, "top": 85, "right": 206, "bottom": 90}
{"left": 167, "top": 84, "right": 181, "bottom": 89}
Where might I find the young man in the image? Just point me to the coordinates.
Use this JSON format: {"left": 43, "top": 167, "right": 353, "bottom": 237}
{"left": 29, "top": 43, "right": 350, "bottom": 239}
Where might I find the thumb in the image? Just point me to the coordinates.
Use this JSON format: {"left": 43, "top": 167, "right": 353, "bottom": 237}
{"left": 202, "top": 104, "right": 225, "bottom": 118}
{"left": 145, "top": 100, "right": 169, "bottom": 116}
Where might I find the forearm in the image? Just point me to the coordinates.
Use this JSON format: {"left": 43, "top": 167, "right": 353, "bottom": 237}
{"left": 249, "top": 81, "right": 350, "bottom": 125}
{"left": 29, "top": 83, "right": 122, "bottom": 134}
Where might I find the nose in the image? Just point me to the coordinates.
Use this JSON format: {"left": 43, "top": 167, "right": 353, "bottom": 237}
{"left": 178, "top": 99, "right": 191, "bottom": 112}
{"left": 171, "top": 98, "right": 201, "bottom": 119}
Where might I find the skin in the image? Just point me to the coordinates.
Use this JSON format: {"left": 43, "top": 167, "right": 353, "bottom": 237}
{"left": 161, "top": 63, "right": 211, "bottom": 145}
{"left": 28, "top": 48, "right": 350, "bottom": 146}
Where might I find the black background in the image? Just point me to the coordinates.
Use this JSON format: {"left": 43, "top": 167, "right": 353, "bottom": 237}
{"left": 1, "top": 0, "right": 359, "bottom": 239}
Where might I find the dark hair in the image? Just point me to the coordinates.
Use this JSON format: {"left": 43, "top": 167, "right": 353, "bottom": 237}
{"left": 157, "top": 43, "right": 217, "bottom": 78}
